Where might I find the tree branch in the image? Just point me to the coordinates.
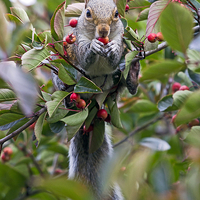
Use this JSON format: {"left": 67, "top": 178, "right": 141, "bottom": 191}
{"left": 0, "top": 107, "right": 47, "bottom": 146}
{"left": 113, "top": 115, "right": 164, "bottom": 148}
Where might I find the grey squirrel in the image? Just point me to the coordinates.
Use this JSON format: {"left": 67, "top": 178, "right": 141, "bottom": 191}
{"left": 52, "top": 0, "right": 140, "bottom": 199}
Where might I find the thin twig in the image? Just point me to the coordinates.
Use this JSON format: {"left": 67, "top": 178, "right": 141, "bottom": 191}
{"left": 0, "top": 107, "right": 47, "bottom": 145}
{"left": 113, "top": 115, "right": 164, "bottom": 148}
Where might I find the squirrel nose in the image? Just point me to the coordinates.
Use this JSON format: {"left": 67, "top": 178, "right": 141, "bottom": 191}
{"left": 97, "top": 24, "right": 110, "bottom": 38}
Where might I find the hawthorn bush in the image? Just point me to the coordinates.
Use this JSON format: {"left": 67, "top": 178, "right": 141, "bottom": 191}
{"left": 0, "top": 0, "right": 200, "bottom": 199}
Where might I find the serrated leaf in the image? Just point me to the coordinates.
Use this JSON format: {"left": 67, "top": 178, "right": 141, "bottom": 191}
{"left": 50, "top": 1, "right": 66, "bottom": 41}
{"left": 140, "top": 137, "right": 170, "bottom": 151}
{"left": 157, "top": 95, "right": 173, "bottom": 112}
{"left": 136, "top": 8, "right": 149, "bottom": 22}
{"left": 124, "top": 51, "right": 138, "bottom": 79}
{"left": 35, "top": 111, "right": 47, "bottom": 146}
{"left": 65, "top": 3, "right": 84, "bottom": 17}
{"left": 0, "top": 62, "right": 38, "bottom": 116}
{"left": 175, "top": 90, "right": 200, "bottom": 126}
{"left": 10, "top": 7, "right": 30, "bottom": 23}
{"left": 58, "top": 64, "right": 77, "bottom": 85}
{"left": 46, "top": 91, "right": 69, "bottom": 117}
{"left": 116, "top": 0, "right": 126, "bottom": 17}
{"left": 145, "top": 0, "right": 169, "bottom": 51}
{"left": 74, "top": 77, "right": 102, "bottom": 93}
{"left": 21, "top": 48, "right": 51, "bottom": 71}
{"left": 0, "top": 89, "right": 16, "bottom": 102}
{"left": 160, "top": 2, "right": 193, "bottom": 54}
{"left": 89, "top": 119, "right": 105, "bottom": 153}
{"left": 61, "top": 108, "right": 88, "bottom": 126}
{"left": 140, "top": 60, "right": 185, "bottom": 81}
{"left": 110, "top": 102, "right": 123, "bottom": 129}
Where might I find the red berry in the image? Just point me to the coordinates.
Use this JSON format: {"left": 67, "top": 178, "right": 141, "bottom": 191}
{"left": 147, "top": 33, "right": 157, "bottom": 43}
{"left": 69, "top": 18, "right": 78, "bottom": 27}
{"left": 176, "top": 124, "right": 188, "bottom": 133}
{"left": 189, "top": 119, "right": 199, "bottom": 127}
{"left": 125, "top": 4, "right": 129, "bottom": 12}
{"left": 65, "top": 34, "right": 76, "bottom": 44}
{"left": 54, "top": 169, "right": 64, "bottom": 175}
{"left": 98, "top": 36, "right": 109, "bottom": 45}
{"left": 172, "top": 82, "right": 181, "bottom": 93}
{"left": 179, "top": 85, "right": 189, "bottom": 91}
{"left": 3, "top": 147, "right": 13, "bottom": 156}
{"left": 70, "top": 93, "right": 80, "bottom": 103}
{"left": 105, "top": 114, "right": 111, "bottom": 123}
{"left": 83, "top": 124, "right": 93, "bottom": 133}
{"left": 156, "top": 32, "right": 164, "bottom": 42}
{"left": 76, "top": 99, "right": 86, "bottom": 109}
{"left": 1, "top": 153, "right": 10, "bottom": 162}
{"left": 63, "top": 41, "right": 67, "bottom": 46}
{"left": 29, "top": 122, "right": 36, "bottom": 130}
{"left": 171, "top": 114, "right": 177, "bottom": 124}
{"left": 97, "top": 109, "right": 108, "bottom": 120}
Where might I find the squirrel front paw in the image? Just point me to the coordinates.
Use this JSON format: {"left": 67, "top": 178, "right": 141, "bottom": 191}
{"left": 90, "top": 39, "right": 105, "bottom": 57}
{"left": 104, "top": 40, "right": 119, "bottom": 58}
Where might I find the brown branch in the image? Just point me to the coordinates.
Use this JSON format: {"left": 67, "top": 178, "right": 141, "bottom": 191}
{"left": 0, "top": 107, "right": 47, "bottom": 145}
{"left": 113, "top": 114, "right": 164, "bottom": 148}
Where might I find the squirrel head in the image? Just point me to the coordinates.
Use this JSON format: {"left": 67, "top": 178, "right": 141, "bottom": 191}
{"left": 83, "top": 0, "right": 120, "bottom": 38}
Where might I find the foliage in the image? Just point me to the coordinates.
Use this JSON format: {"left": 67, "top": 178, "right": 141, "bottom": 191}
{"left": 0, "top": 0, "right": 200, "bottom": 199}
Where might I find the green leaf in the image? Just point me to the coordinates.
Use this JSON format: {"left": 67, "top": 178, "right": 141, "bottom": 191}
{"left": 175, "top": 90, "right": 200, "bottom": 126}
{"left": 6, "top": 13, "right": 23, "bottom": 24}
{"left": 35, "top": 111, "right": 47, "bottom": 146}
{"left": 38, "top": 31, "right": 52, "bottom": 44}
{"left": 21, "top": 48, "right": 50, "bottom": 71}
{"left": 58, "top": 64, "right": 77, "bottom": 85}
{"left": 46, "top": 91, "right": 69, "bottom": 117}
{"left": 0, "top": 89, "right": 16, "bottom": 102}
{"left": 124, "top": 51, "right": 138, "bottom": 79}
{"left": 116, "top": 0, "right": 126, "bottom": 17}
{"left": 0, "top": 163, "right": 26, "bottom": 188}
{"left": 140, "top": 137, "right": 171, "bottom": 151}
{"left": 131, "top": 99, "right": 158, "bottom": 113}
{"left": 49, "top": 121, "right": 65, "bottom": 133}
{"left": 50, "top": 1, "right": 66, "bottom": 41}
{"left": 47, "top": 107, "right": 68, "bottom": 123}
{"left": 177, "top": 72, "right": 193, "bottom": 88}
{"left": 61, "top": 109, "right": 88, "bottom": 126}
{"left": 46, "top": 143, "right": 68, "bottom": 155}
{"left": 128, "top": 0, "right": 151, "bottom": 8}
{"left": 124, "top": 27, "right": 140, "bottom": 41}
{"left": 160, "top": 2, "right": 193, "bottom": 54}
{"left": 95, "top": 90, "right": 110, "bottom": 108}
{"left": 0, "top": 62, "right": 38, "bottom": 116}
{"left": 74, "top": 77, "right": 102, "bottom": 93}
{"left": 157, "top": 95, "right": 173, "bottom": 112}
{"left": 136, "top": 8, "right": 149, "bottom": 22}
{"left": 65, "top": 3, "right": 84, "bottom": 17}
{"left": 110, "top": 102, "right": 123, "bottom": 129}
{"left": 186, "top": 126, "right": 200, "bottom": 148}
{"left": 0, "top": 113, "right": 24, "bottom": 126}
{"left": 85, "top": 106, "right": 98, "bottom": 130}
{"left": 89, "top": 119, "right": 105, "bottom": 153}
{"left": 140, "top": 60, "right": 185, "bottom": 81}
{"left": 38, "top": 178, "right": 93, "bottom": 200}
{"left": 10, "top": 7, "right": 30, "bottom": 23}
{"left": 187, "top": 49, "right": 200, "bottom": 72}
{"left": 66, "top": 122, "right": 83, "bottom": 141}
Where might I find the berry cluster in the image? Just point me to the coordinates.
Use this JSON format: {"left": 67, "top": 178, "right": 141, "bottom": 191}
{"left": 70, "top": 93, "right": 86, "bottom": 109}
{"left": 172, "top": 82, "right": 189, "bottom": 93}
{"left": 147, "top": 32, "right": 164, "bottom": 43}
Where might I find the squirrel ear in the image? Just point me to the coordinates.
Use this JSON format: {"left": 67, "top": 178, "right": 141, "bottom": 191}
{"left": 85, "top": 0, "right": 89, "bottom": 8}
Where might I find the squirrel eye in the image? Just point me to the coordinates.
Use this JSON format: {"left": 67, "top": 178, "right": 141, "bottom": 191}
{"left": 86, "top": 9, "right": 91, "bottom": 18}
{"left": 114, "top": 10, "right": 118, "bottom": 18}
